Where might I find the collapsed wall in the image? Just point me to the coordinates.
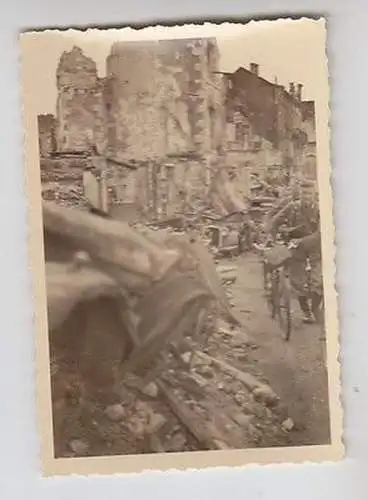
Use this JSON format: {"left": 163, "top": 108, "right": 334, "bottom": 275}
{"left": 56, "top": 46, "right": 107, "bottom": 153}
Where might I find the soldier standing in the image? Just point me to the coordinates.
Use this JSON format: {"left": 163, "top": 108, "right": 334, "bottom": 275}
{"left": 264, "top": 180, "right": 323, "bottom": 323}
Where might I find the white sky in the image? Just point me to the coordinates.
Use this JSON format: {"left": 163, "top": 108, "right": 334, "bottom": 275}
{"left": 22, "top": 19, "right": 327, "bottom": 115}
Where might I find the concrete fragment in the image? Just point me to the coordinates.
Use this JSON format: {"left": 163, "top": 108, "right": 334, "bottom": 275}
{"left": 146, "top": 413, "right": 167, "bottom": 435}
{"left": 167, "top": 432, "right": 187, "bottom": 452}
{"left": 232, "top": 412, "right": 253, "bottom": 427}
{"left": 281, "top": 417, "right": 294, "bottom": 431}
{"left": 105, "top": 403, "right": 125, "bottom": 422}
{"left": 141, "top": 382, "right": 159, "bottom": 398}
{"left": 252, "top": 386, "right": 279, "bottom": 407}
{"left": 181, "top": 352, "right": 192, "bottom": 364}
{"left": 127, "top": 419, "right": 146, "bottom": 437}
{"left": 69, "top": 439, "right": 89, "bottom": 455}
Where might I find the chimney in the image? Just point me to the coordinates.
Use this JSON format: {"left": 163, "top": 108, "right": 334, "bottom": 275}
{"left": 296, "top": 83, "right": 303, "bottom": 101}
{"left": 250, "top": 63, "right": 259, "bottom": 76}
{"left": 289, "top": 82, "right": 295, "bottom": 97}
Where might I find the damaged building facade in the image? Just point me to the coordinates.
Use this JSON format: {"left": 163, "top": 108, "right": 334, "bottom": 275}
{"left": 103, "top": 38, "right": 225, "bottom": 218}
{"left": 55, "top": 46, "right": 107, "bottom": 153}
{"left": 38, "top": 114, "right": 57, "bottom": 157}
{"left": 39, "top": 44, "right": 317, "bottom": 217}
{"left": 223, "top": 63, "right": 317, "bottom": 192}
{"left": 41, "top": 40, "right": 225, "bottom": 219}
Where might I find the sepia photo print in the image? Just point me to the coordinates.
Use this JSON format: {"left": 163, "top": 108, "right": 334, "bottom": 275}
{"left": 20, "top": 18, "right": 343, "bottom": 475}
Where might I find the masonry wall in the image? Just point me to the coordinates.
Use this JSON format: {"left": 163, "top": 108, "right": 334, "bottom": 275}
{"left": 105, "top": 39, "right": 223, "bottom": 157}
{"left": 106, "top": 43, "right": 164, "bottom": 160}
{"left": 103, "top": 38, "right": 224, "bottom": 217}
{"left": 56, "top": 47, "right": 107, "bottom": 153}
{"left": 224, "top": 67, "right": 317, "bottom": 190}
{"left": 38, "top": 114, "right": 56, "bottom": 157}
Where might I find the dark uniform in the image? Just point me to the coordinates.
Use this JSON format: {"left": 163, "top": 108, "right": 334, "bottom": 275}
{"left": 264, "top": 184, "right": 323, "bottom": 323}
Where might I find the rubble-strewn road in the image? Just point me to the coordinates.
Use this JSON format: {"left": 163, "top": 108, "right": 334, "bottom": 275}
{"left": 51, "top": 230, "right": 330, "bottom": 457}
{"left": 225, "top": 252, "right": 331, "bottom": 446}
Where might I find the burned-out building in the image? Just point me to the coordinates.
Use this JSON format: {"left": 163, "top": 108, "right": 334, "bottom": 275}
{"left": 40, "top": 41, "right": 226, "bottom": 219}
{"left": 56, "top": 46, "right": 107, "bottom": 153}
{"left": 39, "top": 46, "right": 317, "bottom": 217}
{"left": 300, "top": 100, "right": 317, "bottom": 180}
{"left": 103, "top": 38, "right": 225, "bottom": 217}
{"left": 223, "top": 63, "right": 316, "bottom": 187}
{"left": 38, "top": 113, "right": 57, "bottom": 157}
{"left": 105, "top": 38, "right": 225, "bottom": 159}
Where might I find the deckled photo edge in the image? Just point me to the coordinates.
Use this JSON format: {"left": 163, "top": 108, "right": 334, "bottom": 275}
{"left": 312, "top": 20, "right": 344, "bottom": 453}
{"left": 18, "top": 18, "right": 344, "bottom": 477}
{"left": 19, "top": 35, "right": 56, "bottom": 468}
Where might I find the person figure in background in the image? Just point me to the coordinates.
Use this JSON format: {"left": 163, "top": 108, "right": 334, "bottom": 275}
{"left": 263, "top": 179, "right": 301, "bottom": 231}
{"left": 264, "top": 179, "right": 323, "bottom": 324}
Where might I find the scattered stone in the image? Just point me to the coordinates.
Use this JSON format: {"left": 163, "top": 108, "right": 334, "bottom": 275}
{"left": 237, "top": 354, "right": 249, "bottom": 362}
{"left": 69, "top": 439, "right": 89, "bottom": 455}
{"left": 141, "top": 382, "right": 159, "bottom": 398}
{"left": 252, "top": 386, "right": 279, "bottom": 407}
{"left": 281, "top": 418, "right": 294, "bottom": 432}
{"left": 232, "top": 412, "right": 253, "bottom": 427}
{"left": 241, "top": 404, "right": 255, "bottom": 415}
{"left": 234, "top": 393, "right": 245, "bottom": 405}
{"left": 181, "top": 351, "right": 192, "bottom": 364}
{"left": 217, "top": 319, "right": 236, "bottom": 336}
{"left": 134, "top": 400, "right": 151, "bottom": 414}
{"left": 247, "top": 423, "right": 262, "bottom": 442}
{"left": 127, "top": 419, "right": 146, "bottom": 437}
{"left": 190, "top": 373, "right": 208, "bottom": 388}
{"left": 167, "top": 432, "right": 187, "bottom": 452}
{"left": 230, "top": 337, "right": 246, "bottom": 348}
{"left": 105, "top": 403, "right": 125, "bottom": 422}
{"left": 271, "top": 402, "right": 289, "bottom": 421}
{"left": 265, "top": 408, "right": 274, "bottom": 419}
{"left": 149, "top": 434, "right": 165, "bottom": 453}
{"left": 196, "top": 364, "right": 213, "bottom": 378}
{"left": 213, "top": 439, "right": 230, "bottom": 450}
{"left": 146, "top": 412, "right": 167, "bottom": 435}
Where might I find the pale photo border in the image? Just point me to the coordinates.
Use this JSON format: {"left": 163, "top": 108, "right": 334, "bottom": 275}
{"left": 19, "top": 18, "right": 344, "bottom": 477}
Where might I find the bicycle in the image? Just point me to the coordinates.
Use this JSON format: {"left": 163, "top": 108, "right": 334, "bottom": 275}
{"left": 254, "top": 235, "right": 294, "bottom": 341}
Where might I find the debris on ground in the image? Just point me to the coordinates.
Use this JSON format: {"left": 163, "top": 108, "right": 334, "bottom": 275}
{"left": 45, "top": 199, "right": 295, "bottom": 458}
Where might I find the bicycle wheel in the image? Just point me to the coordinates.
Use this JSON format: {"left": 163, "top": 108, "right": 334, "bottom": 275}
{"left": 279, "top": 298, "right": 292, "bottom": 341}
{"left": 311, "top": 294, "right": 324, "bottom": 325}
{"left": 278, "top": 270, "right": 292, "bottom": 341}
{"left": 269, "top": 269, "right": 279, "bottom": 320}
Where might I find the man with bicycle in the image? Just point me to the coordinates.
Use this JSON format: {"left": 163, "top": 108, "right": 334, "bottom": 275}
{"left": 263, "top": 179, "right": 323, "bottom": 324}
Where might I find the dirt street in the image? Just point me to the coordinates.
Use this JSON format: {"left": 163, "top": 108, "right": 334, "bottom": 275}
{"left": 224, "top": 251, "right": 331, "bottom": 447}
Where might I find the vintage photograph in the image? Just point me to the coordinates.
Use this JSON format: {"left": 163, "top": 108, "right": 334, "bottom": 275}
{"left": 20, "top": 18, "right": 342, "bottom": 475}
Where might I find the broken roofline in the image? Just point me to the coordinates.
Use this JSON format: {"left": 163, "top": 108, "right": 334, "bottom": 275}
{"left": 110, "top": 36, "right": 217, "bottom": 48}
{"left": 225, "top": 66, "right": 312, "bottom": 106}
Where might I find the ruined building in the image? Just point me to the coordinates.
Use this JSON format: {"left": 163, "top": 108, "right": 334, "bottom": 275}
{"left": 52, "top": 40, "right": 224, "bottom": 160}
{"left": 39, "top": 45, "right": 317, "bottom": 217}
{"left": 104, "top": 38, "right": 225, "bottom": 160}
{"left": 40, "top": 41, "right": 225, "bottom": 219}
{"left": 223, "top": 64, "right": 317, "bottom": 184}
{"left": 300, "top": 100, "right": 317, "bottom": 180}
{"left": 38, "top": 114, "right": 57, "bottom": 157}
{"left": 55, "top": 46, "right": 107, "bottom": 153}
{"left": 103, "top": 38, "right": 225, "bottom": 217}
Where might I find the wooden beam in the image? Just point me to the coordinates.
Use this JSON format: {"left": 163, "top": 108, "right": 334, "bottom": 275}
{"left": 157, "top": 380, "right": 231, "bottom": 451}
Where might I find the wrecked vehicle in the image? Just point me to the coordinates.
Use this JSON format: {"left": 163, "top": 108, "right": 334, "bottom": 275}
{"left": 43, "top": 201, "right": 243, "bottom": 455}
{"left": 206, "top": 211, "right": 258, "bottom": 257}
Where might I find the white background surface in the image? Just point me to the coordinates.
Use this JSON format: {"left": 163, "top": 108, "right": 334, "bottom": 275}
{"left": 1, "top": 0, "right": 366, "bottom": 497}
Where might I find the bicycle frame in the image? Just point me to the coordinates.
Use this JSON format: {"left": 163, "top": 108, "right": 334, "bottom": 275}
{"left": 253, "top": 239, "right": 293, "bottom": 340}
